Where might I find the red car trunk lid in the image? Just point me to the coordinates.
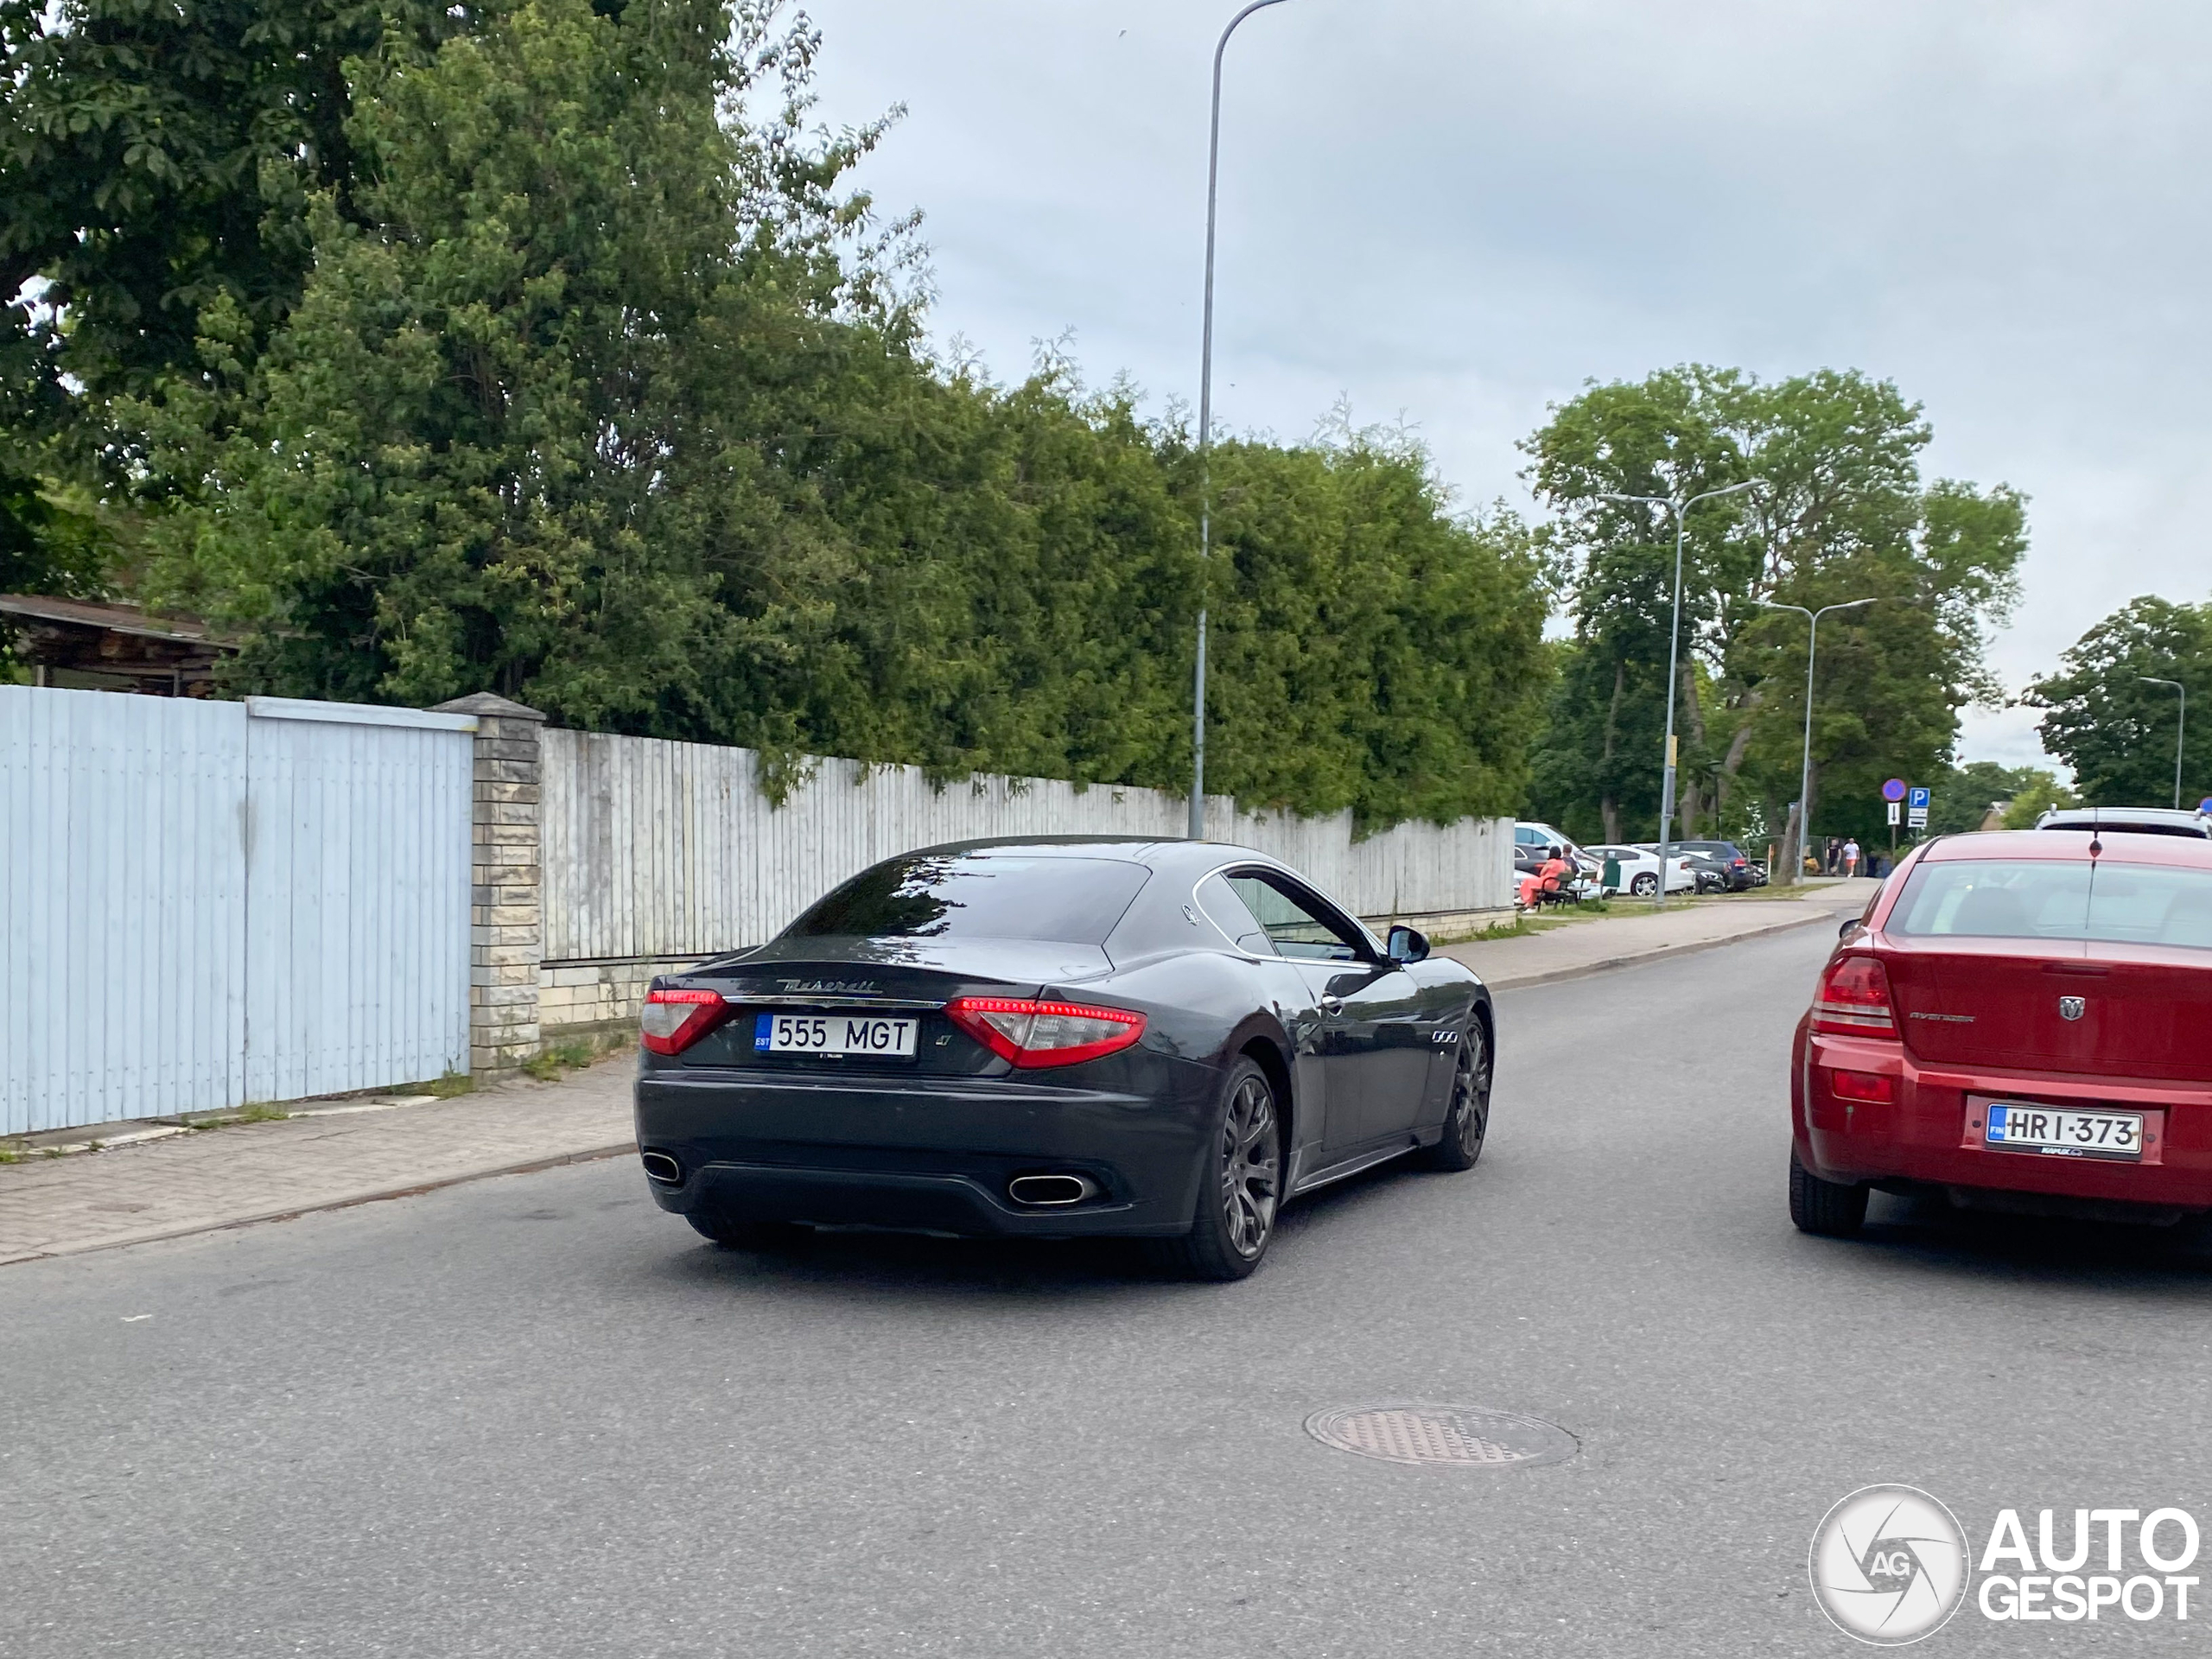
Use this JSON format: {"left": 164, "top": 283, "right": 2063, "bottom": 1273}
{"left": 1881, "top": 938, "right": 2090, "bottom": 1071}
{"left": 1875, "top": 836, "right": 2212, "bottom": 1083}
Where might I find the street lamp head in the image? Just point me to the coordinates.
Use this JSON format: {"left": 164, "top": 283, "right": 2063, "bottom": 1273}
{"left": 1598, "top": 479, "right": 1765, "bottom": 510}
{"left": 1758, "top": 595, "right": 1878, "bottom": 619}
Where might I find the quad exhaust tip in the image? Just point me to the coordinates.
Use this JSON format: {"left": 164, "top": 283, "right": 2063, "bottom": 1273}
{"left": 640, "top": 1149, "right": 683, "bottom": 1185}
{"left": 1007, "top": 1173, "right": 1100, "bottom": 1207}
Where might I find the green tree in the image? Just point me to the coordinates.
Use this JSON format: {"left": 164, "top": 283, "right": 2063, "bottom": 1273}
{"left": 1921, "top": 760, "right": 2047, "bottom": 836}
{"left": 138, "top": 0, "right": 906, "bottom": 722}
{"left": 1198, "top": 440, "right": 1549, "bottom": 825}
{"left": 1999, "top": 770, "right": 2076, "bottom": 829}
{"left": 117, "top": 0, "right": 1548, "bottom": 825}
{"left": 1526, "top": 366, "right": 2027, "bottom": 859}
{"left": 1522, "top": 366, "right": 1750, "bottom": 842}
{"left": 0, "top": 0, "right": 472, "bottom": 409}
{"left": 1, "top": 0, "right": 489, "bottom": 595}
{"left": 2025, "top": 595, "right": 2212, "bottom": 807}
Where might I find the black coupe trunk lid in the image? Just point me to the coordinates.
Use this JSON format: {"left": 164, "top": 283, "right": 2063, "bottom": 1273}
{"left": 669, "top": 938, "right": 1116, "bottom": 1073}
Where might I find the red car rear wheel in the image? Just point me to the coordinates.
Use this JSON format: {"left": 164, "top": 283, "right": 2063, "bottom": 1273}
{"left": 1789, "top": 1152, "right": 1868, "bottom": 1238}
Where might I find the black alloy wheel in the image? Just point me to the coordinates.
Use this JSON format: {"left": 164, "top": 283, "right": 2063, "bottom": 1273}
{"left": 1153, "top": 1058, "right": 1281, "bottom": 1281}
{"left": 1417, "top": 1021, "right": 1491, "bottom": 1171}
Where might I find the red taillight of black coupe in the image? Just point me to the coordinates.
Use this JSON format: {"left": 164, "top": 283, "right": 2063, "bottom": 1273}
{"left": 944, "top": 996, "right": 1147, "bottom": 1068}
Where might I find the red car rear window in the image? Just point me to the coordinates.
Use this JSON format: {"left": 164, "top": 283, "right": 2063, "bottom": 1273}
{"left": 1888, "top": 858, "right": 2212, "bottom": 948}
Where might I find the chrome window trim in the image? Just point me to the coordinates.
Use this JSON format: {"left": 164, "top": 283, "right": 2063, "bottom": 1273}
{"left": 1189, "top": 858, "right": 1388, "bottom": 966}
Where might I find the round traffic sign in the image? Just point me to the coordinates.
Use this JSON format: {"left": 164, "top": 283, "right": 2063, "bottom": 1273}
{"left": 1881, "top": 778, "right": 1908, "bottom": 803}
{"left": 2201, "top": 797, "right": 2212, "bottom": 815}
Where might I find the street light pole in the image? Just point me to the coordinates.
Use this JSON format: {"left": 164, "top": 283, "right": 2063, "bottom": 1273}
{"left": 2141, "top": 676, "right": 2187, "bottom": 810}
{"left": 1599, "top": 480, "right": 1758, "bottom": 905}
{"left": 1190, "top": 0, "right": 1291, "bottom": 842}
{"left": 1762, "top": 597, "right": 1878, "bottom": 884}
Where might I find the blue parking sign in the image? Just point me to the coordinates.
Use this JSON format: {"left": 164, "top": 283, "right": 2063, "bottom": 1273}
{"left": 1908, "top": 786, "right": 1931, "bottom": 810}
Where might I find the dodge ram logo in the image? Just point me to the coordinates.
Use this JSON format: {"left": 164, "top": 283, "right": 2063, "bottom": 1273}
{"left": 2058, "top": 995, "right": 2086, "bottom": 1021}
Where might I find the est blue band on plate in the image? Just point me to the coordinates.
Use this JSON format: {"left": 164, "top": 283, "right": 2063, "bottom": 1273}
{"left": 754, "top": 1014, "right": 772, "bottom": 1051}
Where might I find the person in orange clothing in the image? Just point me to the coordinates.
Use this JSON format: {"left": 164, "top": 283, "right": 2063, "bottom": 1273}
{"left": 1520, "top": 846, "right": 1574, "bottom": 908}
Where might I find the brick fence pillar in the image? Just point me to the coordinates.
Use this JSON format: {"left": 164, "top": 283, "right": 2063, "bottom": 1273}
{"left": 433, "top": 692, "right": 547, "bottom": 1074}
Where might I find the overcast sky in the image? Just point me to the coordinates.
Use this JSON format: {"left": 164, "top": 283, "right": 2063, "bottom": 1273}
{"left": 794, "top": 0, "right": 2212, "bottom": 772}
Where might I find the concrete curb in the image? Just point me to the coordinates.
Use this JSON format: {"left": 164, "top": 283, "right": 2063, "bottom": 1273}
{"left": 0, "top": 1141, "right": 634, "bottom": 1268}
{"left": 1479, "top": 905, "right": 1847, "bottom": 994}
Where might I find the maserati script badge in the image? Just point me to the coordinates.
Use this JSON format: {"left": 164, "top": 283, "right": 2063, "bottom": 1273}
{"left": 2058, "top": 995, "right": 2087, "bottom": 1021}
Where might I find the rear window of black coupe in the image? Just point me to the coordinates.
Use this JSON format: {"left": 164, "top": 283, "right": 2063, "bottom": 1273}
{"left": 786, "top": 855, "right": 1152, "bottom": 944}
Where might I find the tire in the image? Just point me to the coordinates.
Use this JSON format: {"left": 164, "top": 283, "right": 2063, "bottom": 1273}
{"left": 1150, "top": 1058, "right": 1281, "bottom": 1282}
{"left": 1417, "top": 1020, "right": 1491, "bottom": 1172}
{"left": 687, "top": 1207, "right": 805, "bottom": 1250}
{"left": 1630, "top": 872, "right": 1657, "bottom": 897}
{"left": 1789, "top": 1152, "right": 1868, "bottom": 1237}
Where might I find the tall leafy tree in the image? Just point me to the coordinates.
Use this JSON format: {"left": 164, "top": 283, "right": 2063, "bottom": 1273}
{"left": 1998, "top": 770, "right": 2075, "bottom": 829}
{"left": 1198, "top": 439, "right": 1549, "bottom": 825}
{"left": 1, "top": 0, "right": 474, "bottom": 410}
{"left": 1921, "top": 759, "right": 2050, "bottom": 836}
{"left": 116, "top": 0, "right": 1548, "bottom": 825}
{"left": 1, "top": 0, "right": 488, "bottom": 601}
{"left": 2026, "top": 596, "right": 2212, "bottom": 807}
{"left": 1522, "top": 366, "right": 1750, "bottom": 841}
{"left": 137, "top": 0, "right": 907, "bottom": 719}
{"left": 1526, "top": 366, "right": 2026, "bottom": 855}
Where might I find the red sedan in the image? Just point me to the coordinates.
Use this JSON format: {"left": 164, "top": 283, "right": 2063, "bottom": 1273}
{"left": 1789, "top": 829, "right": 2212, "bottom": 1236}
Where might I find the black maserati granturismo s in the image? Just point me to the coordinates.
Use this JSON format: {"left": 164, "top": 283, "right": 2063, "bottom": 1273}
{"left": 633, "top": 836, "right": 1495, "bottom": 1279}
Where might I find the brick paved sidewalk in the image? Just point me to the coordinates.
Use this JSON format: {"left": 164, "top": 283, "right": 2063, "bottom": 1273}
{"left": 0, "top": 1060, "right": 633, "bottom": 1266}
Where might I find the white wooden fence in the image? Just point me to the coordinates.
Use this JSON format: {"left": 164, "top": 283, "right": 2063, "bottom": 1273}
{"left": 1, "top": 688, "right": 474, "bottom": 1135}
{"left": 3, "top": 686, "right": 1511, "bottom": 1131}
{"left": 540, "top": 729, "right": 1511, "bottom": 964}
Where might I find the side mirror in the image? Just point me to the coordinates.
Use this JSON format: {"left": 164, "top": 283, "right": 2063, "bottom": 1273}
{"left": 1839, "top": 916, "right": 1861, "bottom": 939}
{"left": 1387, "top": 924, "right": 1431, "bottom": 963}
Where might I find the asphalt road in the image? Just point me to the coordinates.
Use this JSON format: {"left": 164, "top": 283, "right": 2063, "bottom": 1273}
{"left": 6, "top": 923, "right": 2211, "bottom": 1658}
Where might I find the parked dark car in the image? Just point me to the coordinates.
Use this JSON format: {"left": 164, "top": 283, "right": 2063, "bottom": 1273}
{"left": 1675, "top": 839, "right": 1760, "bottom": 891}
{"left": 1630, "top": 842, "right": 1732, "bottom": 894}
{"left": 633, "top": 837, "right": 1497, "bottom": 1280}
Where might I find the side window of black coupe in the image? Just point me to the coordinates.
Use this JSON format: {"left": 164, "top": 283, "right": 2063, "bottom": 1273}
{"left": 1197, "top": 874, "right": 1278, "bottom": 956}
{"left": 1223, "top": 873, "right": 1364, "bottom": 963}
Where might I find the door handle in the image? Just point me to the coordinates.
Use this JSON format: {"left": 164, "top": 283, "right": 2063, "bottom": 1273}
{"left": 1319, "top": 995, "right": 1344, "bottom": 1014}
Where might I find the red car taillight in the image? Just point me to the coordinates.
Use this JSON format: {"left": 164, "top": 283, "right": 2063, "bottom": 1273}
{"left": 1811, "top": 955, "right": 1897, "bottom": 1037}
{"left": 1827, "top": 1067, "right": 1893, "bottom": 1103}
{"left": 944, "top": 996, "right": 1147, "bottom": 1068}
{"left": 639, "top": 988, "right": 729, "bottom": 1055}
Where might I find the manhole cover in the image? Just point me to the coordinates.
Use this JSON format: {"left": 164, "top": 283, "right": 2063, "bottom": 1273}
{"left": 1304, "top": 1404, "right": 1579, "bottom": 1469}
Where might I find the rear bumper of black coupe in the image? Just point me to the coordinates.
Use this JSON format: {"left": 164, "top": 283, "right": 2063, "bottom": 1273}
{"left": 634, "top": 1058, "right": 1218, "bottom": 1237}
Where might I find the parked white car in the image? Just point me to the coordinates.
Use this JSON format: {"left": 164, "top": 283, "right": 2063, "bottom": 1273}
{"left": 1514, "top": 819, "right": 1600, "bottom": 878}
{"left": 1586, "top": 843, "right": 1698, "bottom": 898}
